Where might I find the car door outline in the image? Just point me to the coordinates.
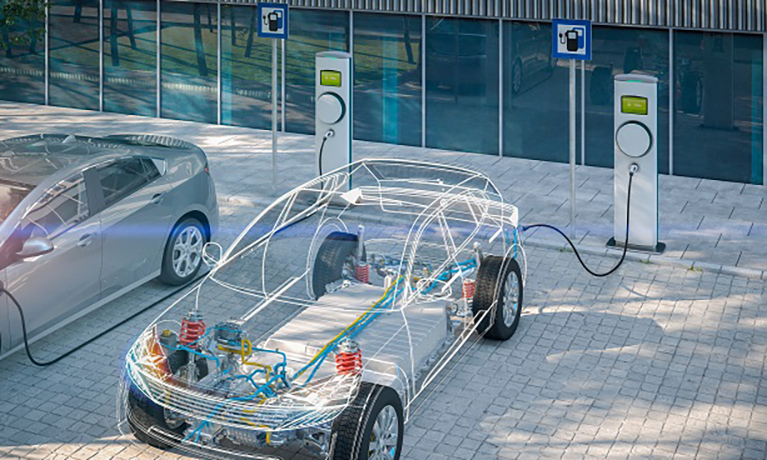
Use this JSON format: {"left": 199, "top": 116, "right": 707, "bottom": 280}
{"left": 4, "top": 172, "right": 102, "bottom": 349}
{"left": 94, "top": 156, "right": 172, "bottom": 297}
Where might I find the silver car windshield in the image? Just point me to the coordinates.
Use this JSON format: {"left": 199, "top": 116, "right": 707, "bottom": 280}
{"left": 0, "top": 180, "right": 33, "bottom": 226}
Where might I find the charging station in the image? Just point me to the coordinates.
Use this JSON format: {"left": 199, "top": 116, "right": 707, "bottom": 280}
{"left": 316, "top": 51, "right": 352, "bottom": 180}
{"left": 610, "top": 73, "right": 665, "bottom": 253}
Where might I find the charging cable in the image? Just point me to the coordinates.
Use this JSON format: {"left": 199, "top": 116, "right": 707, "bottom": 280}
{"left": 317, "top": 129, "right": 335, "bottom": 176}
{"left": 0, "top": 275, "right": 206, "bottom": 367}
{"left": 520, "top": 165, "right": 636, "bottom": 278}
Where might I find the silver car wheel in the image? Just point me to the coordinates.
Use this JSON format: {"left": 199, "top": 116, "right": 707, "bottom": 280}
{"left": 368, "top": 405, "right": 398, "bottom": 460}
{"left": 502, "top": 270, "right": 520, "bottom": 328}
{"left": 172, "top": 226, "right": 203, "bottom": 278}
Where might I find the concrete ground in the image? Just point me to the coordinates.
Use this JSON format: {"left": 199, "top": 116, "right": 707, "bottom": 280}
{"left": 0, "top": 103, "right": 766, "bottom": 459}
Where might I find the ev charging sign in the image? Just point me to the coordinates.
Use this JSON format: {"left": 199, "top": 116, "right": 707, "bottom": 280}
{"left": 552, "top": 19, "right": 591, "bottom": 60}
{"left": 257, "top": 3, "right": 288, "bottom": 39}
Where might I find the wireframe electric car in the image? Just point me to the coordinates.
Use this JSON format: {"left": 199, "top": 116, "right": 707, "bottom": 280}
{"left": 121, "top": 159, "right": 524, "bottom": 460}
{"left": 0, "top": 134, "right": 218, "bottom": 360}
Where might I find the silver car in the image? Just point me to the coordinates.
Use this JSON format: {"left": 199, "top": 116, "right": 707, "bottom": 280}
{"left": 0, "top": 134, "right": 218, "bottom": 360}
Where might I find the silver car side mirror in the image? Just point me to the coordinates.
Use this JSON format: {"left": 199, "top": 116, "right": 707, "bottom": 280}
{"left": 202, "top": 242, "right": 222, "bottom": 267}
{"left": 17, "top": 237, "right": 54, "bottom": 259}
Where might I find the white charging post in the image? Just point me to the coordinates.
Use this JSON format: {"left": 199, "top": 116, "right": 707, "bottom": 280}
{"left": 316, "top": 51, "right": 352, "bottom": 183}
{"left": 611, "top": 73, "right": 665, "bottom": 253}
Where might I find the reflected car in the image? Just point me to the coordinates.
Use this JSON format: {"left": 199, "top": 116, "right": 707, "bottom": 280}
{"left": 121, "top": 159, "right": 525, "bottom": 460}
{"left": 0, "top": 134, "right": 218, "bottom": 360}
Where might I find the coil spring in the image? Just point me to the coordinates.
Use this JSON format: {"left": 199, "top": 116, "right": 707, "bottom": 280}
{"left": 179, "top": 316, "right": 206, "bottom": 347}
{"left": 356, "top": 263, "right": 370, "bottom": 284}
{"left": 462, "top": 279, "right": 475, "bottom": 299}
{"left": 335, "top": 340, "right": 362, "bottom": 376}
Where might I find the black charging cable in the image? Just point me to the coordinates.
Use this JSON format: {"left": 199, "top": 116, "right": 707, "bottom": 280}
{"left": 0, "top": 274, "right": 206, "bottom": 367}
{"left": 317, "top": 130, "right": 335, "bottom": 177}
{"left": 520, "top": 168, "right": 635, "bottom": 278}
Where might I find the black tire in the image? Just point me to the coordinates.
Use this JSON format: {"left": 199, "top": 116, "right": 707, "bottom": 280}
{"left": 472, "top": 256, "right": 523, "bottom": 341}
{"left": 127, "top": 350, "right": 208, "bottom": 449}
{"left": 312, "top": 231, "right": 360, "bottom": 299}
{"left": 331, "top": 383, "right": 403, "bottom": 460}
{"left": 159, "top": 217, "right": 207, "bottom": 286}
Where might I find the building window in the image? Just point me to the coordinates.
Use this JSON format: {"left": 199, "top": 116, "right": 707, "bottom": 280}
{"left": 0, "top": 7, "right": 45, "bottom": 104}
{"left": 285, "top": 9, "right": 348, "bottom": 135}
{"left": 220, "top": 5, "right": 272, "bottom": 129}
{"left": 674, "top": 32, "right": 763, "bottom": 184}
{"left": 49, "top": 0, "right": 100, "bottom": 110}
{"left": 160, "top": 1, "right": 217, "bottom": 123}
{"left": 503, "top": 21, "right": 567, "bottom": 162}
{"left": 585, "top": 27, "right": 670, "bottom": 172}
{"left": 103, "top": 0, "right": 157, "bottom": 117}
{"left": 353, "top": 13, "right": 422, "bottom": 147}
{"left": 426, "top": 17, "right": 499, "bottom": 155}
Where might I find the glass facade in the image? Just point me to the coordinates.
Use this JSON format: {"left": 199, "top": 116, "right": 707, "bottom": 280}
{"left": 0, "top": 2, "right": 45, "bottom": 104}
{"left": 0, "top": 5, "right": 763, "bottom": 185}
{"left": 49, "top": 0, "right": 100, "bottom": 110}
{"left": 585, "top": 27, "right": 670, "bottom": 172}
{"left": 426, "top": 17, "right": 499, "bottom": 155}
{"left": 160, "top": 1, "right": 217, "bottom": 123}
{"left": 103, "top": 0, "right": 157, "bottom": 117}
{"left": 674, "top": 32, "right": 764, "bottom": 184}
{"left": 503, "top": 22, "right": 567, "bottom": 163}
{"left": 221, "top": 5, "right": 273, "bottom": 129}
{"left": 285, "top": 9, "right": 348, "bottom": 134}
{"left": 353, "top": 13, "right": 422, "bottom": 146}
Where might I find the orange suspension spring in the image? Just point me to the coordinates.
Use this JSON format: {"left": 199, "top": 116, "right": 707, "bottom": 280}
{"left": 356, "top": 263, "right": 370, "bottom": 284}
{"left": 179, "top": 312, "right": 206, "bottom": 347}
{"left": 462, "top": 279, "right": 476, "bottom": 299}
{"left": 335, "top": 340, "right": 362, "bottom": 376}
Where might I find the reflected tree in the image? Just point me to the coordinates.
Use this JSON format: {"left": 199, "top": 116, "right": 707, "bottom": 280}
{"left": 0, "top": 0, "right": 45, "bottom": 54}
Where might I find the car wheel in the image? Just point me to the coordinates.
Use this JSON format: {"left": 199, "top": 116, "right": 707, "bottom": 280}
{"left": 511, "top": 59, "right": 523, "bottom": 95}
{"left": 127, "top": 350, "right": 208, "bottom": 449}
{"left": 332, "top": 383, "right": 403, "bottom": 460}
{"left": 159, "top": 217, "right": 206, "bottom": 286}
{"left": 472, "top": 256, "right": 523, "bottom": 341}
{"left": 312, "top": 231, "right": 361, "bottom": 299}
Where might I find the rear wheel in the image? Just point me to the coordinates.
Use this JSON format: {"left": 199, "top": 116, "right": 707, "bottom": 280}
{"left": 472, "top": 256, "right": 523, "bottom": 341}
{"left": 159, "top": 217, "right": 206, "bottom": 286}
{"left": 312, "top": 231, "right": 361, "bottom": 299}
{"left": 331, "top": 383, "right": 403, "bottom": 460}
{"left": 127, "top": 350, "right": 208, "bottom": 449}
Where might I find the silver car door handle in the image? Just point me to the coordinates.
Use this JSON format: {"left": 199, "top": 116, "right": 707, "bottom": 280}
{"left": 77, "top": 233, "right": 95, "bottom": 247}
{"left": 150, "top": 193, "right": 164, "bottom": 204}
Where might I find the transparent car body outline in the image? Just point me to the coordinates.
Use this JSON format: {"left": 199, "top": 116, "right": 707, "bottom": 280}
{"left": 119, "top": 159, "right": 526, "bottom": 459}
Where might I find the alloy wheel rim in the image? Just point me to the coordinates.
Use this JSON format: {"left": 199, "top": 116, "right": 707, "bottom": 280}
{"left": 172, "top": 226, "right": 203, "bottom": 278}
{"left": 502, "top": 270, "right": 519, "bottom": 327}
{"left": 368, "top": 405, "right": 398, "bottom": 460}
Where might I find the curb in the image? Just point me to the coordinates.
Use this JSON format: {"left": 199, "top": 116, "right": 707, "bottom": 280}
{"left": 224, "top": 192, "right": 767, "bottom": 281}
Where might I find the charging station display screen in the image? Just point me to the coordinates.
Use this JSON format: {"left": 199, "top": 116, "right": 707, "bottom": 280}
{"left": 320, "top": 70, "right": 342, "bottom": 87}
{"left": 621, "top": 96, "right": 648, "bottom": 115}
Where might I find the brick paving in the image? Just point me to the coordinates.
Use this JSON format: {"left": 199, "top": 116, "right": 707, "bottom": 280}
{"left": 0, "top": 103, "right": 765, "bottom": 459}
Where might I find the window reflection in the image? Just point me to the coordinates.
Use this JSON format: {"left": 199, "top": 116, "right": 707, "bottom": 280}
{"left": 104, "top": 0, "right": 157, "bottom": 117}
{"left": 426, "top": 17, "right": 499, "bottom": 155}
{"left": 0, "top": 0, "right": 45, "bottom": 104}
{"left": 49, "top": 0, "right": 100, "bottom": 110}
{"left": 353, "top": 13, "right": 421, "bottom": 146}
{"left": 160, "top": 1, "right": 217, "bottom": 123}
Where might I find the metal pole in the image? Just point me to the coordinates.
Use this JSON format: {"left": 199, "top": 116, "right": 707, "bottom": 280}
{"left": 44, "top": 3, "right": 49, "bottom": 105}
{"left": 580, "top": 59, "right": 585, "bottom": 165}
{"left": 763, "top": 34, "right": 766, "bottom": 185}
{"left": 281, "top": 38, "right": 286, "bottom": 133}
{"left": 421, "top": 14, "right": 426, "bottom": 149}
{"left": 498, "top": 19, "right": 503, "bottom": 158}
{"left": 669, "top": 29, "right": 674, "bottom": 175}
{"left": 569, "top": 59, "right": 576, "bottom": 238}
{"left": 217, "top": 3, "right": 221, "bottom": 125}
{"left": 272, "top": 38, "right": 278, "bottom": 197}
{"left": 99, "top": 0, "right": 104, "bottom": 112}
{"left": 156, "top": 0, "right": 161, "bottom": 118}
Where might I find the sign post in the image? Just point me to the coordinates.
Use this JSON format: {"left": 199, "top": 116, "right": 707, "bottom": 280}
{"left": 258, "top": 3, "right": 289, "bottom": 197}
{"left": 552, "top": 19, "right": 591, "bottom": 239}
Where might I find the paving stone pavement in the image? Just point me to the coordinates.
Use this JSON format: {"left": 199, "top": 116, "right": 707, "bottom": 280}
{"left": 0, "top": 103, "right": 765, "bottom": 459}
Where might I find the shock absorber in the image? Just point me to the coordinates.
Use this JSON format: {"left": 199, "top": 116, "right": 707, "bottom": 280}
{"left": 356, "top": 225, "right": 369, "bottom": 284}
{"left": 335, "top": 339, "right": 362, "bottom": 376}
{"left": 179, "top": 311, "right": 206, "bottom": 348}
{"left": 462, "top": 279, "right": 476, "bottom": 299}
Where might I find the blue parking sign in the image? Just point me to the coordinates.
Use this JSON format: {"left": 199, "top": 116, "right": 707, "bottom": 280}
{"left": 258, "top": 3, "right": 289, "bottom": 39}
{"left": 552, "top": 19, "right": 591, "bottom": 60}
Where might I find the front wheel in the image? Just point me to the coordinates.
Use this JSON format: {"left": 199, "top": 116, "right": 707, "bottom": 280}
{"left": 472, "top": 256, "right": 523, "bottom": 341}
{"left": 332, "top": 383, "right": 403, "bottom": 460}
{"left": 159, "top": 217, "right": 206, "bottom": 286}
